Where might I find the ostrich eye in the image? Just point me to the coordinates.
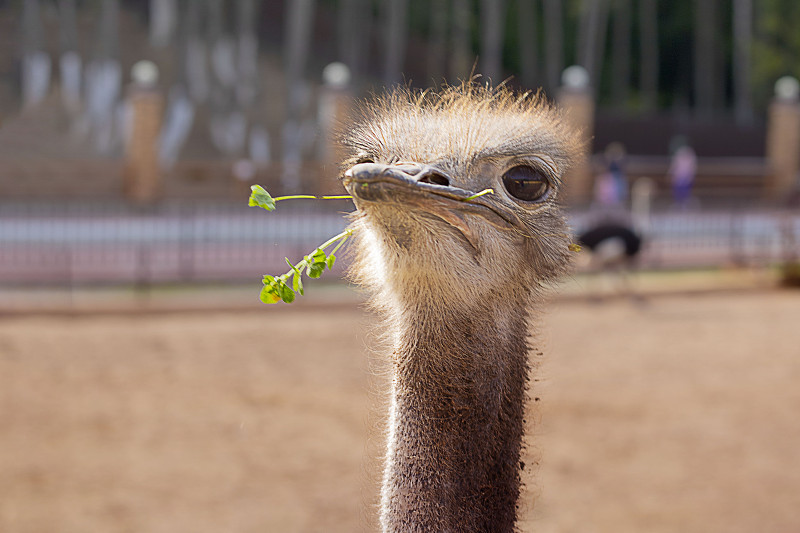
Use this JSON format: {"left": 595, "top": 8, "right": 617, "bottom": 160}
{"left": 356, "top": 155, "right": 375, "bottom": 164}
{"left": 502, "top": 165, "right": 550, "bottom": 202}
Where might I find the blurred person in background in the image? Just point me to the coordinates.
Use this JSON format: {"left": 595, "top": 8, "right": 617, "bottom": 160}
{"left": 669, "top": 140, "right": 697, "bottom": 208}
{"left": 593, "top": 142, "right": 629, "bottom": 210}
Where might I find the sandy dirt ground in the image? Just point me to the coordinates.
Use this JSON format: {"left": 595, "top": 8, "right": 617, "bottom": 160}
{"left": 1, "top": 289, "right": 798, "bottom": 532}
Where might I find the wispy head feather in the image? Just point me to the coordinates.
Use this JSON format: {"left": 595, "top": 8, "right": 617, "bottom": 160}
{"left": 342, "top": 81, "right": 580, "bottom": 177}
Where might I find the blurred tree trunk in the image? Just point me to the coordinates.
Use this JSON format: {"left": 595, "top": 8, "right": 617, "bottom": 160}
{"left": 639, "top": 0, "right": 658, "bottom": 109}
{"left": 83, "top": 0, "right": 121, "bottom": 153}
{"left": 543, "top": 0, "right": 564, "bottom": 94}
{"left": 577, "top": 0, "right": 610, "bottom": 92}
{"left": 207, "top": 0, "right": 222, "bottom": 46}
{"left": 593, "top": 0, "right": 611, "bottom": 92}
{"left": 95, "top": 0, "right": 120, "bottom": 61}
{"left": 149, "top": 0, "right": 177, "bottom": 48}
{"left": 285, "top": 0, "right": 315, "bottom": 112}
{"left": 382, "top": 0, "right": 409, "bottom": 85}
{"left": 22, "top": 0, "right": 50, "bottom": 108}
{"left": 427, "top": 0, "right": 448, "bottom": 83}
{"left": 207, "top": 0, "right": 237, "bottom": 104}
{"left": 518, "top": 0, "right": 539, "bottom": 89}
{"left": 236, "top": 0, "right": 259, "bottom": 110}
{"left": 207, "top": 0, "right": 230, "bottom": 97}
{"left": 59, "top": 0, "right": 81, "bottom": 112}
{"left": 183, "top": 0, "right": 208, "bottom": 103}
{"left": 160, "top": 10, "right": 195, "bottom": 174}
{"left": 480, "top": 0, "right": 506, "bottom": 82}
{"left": 22, "top": 0, "right": 43, "bottom": 56}
{"left": 338, "top": 0, "right": 366, "bottom": 78}
{"left": 733, "top": 0, "right": 753, "bottom": 124}
{"left": 694, "top": 0, "right": 716, "bottom": 117}
{"left": 449, "top": 0, "right": 472, "bottom": 80}
{"left": 282, "top": 0, "right": 317, "bottom": 191}
{"left": 576, "top": 0, "right": 592, "bottom": 66}
{"left": 611, "top": 0, "right": 631, "bottom": 107}
{"left": 59, "top": 0, "right": 78, "bottom": 53}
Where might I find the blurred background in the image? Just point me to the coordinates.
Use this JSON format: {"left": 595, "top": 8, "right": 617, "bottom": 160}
{"left": 0, "top": 0, "right": 798, "bottom": 294}
{"left": 0, "top": 1, "right": 799, "bottom": 532}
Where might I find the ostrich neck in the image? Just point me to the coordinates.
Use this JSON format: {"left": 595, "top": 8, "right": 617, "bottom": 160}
{"left": 380, "top": 296, "right": 531, "bottom": 532}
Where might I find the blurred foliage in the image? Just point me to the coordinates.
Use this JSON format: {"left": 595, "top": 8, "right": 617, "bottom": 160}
{"left": 400, "top": 0, "right": 799, "bottom": 113}
{"left": 752, "top": 0, "right": 800, "bottom": 107}
{"left": 10, "top": 0, "right": 800, "bottom": 115}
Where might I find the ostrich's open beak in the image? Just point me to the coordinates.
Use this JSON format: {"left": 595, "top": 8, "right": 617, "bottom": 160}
{"left": 342, "top": 162, "right": 522, "bottom": 231}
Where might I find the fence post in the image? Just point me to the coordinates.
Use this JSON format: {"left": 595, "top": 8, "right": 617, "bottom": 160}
{"left": 178, "top": 202, "right": 196, "bottom": 281}
{"left": 317, "top": 62, "right": 353, "bottom": 195}
{"left": 124, "top": 61, "right": 164, "bottom": 205}
{"left": 765, "top": 76, "right": 800, "bottom": 202}
{"left": 729, "top": 211, "right": 744, "bottom": 266}
{"left": 779, "top": 212, "right": 800, "bottom": 285}
{"left": 558, "top": 66, "right": 595, "bottom": 205}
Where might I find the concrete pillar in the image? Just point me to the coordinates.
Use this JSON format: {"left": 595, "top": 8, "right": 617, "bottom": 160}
{"left": 317, "top": 62, "right": 353, "bottom": 195}
{"left": 631, "top": 177, "right": 655, "bottom": 236}
{"left": 557, "top": 65, "right": 595, "bottom": 205}
{"left": 124, "top": 61, "right": 164, "bottom": 204}
{"left": 765, "top": 76, "right": 800, "bottom": 201}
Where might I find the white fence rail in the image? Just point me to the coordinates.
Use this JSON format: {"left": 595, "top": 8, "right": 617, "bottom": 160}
{"left": 1, "top": 202, "right": 797, "bottom": 286}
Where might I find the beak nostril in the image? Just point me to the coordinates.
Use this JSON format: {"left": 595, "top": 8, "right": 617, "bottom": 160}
{"left": 392, "top": 163, "right": 451, "bottom": 186}
{"left": 418, "top": 172, "right": 450, "bottom": 187}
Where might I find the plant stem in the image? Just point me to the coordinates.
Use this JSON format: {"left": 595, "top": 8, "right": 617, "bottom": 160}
{"left": 274, "top": 228, "right": 354, "bottom": 282}
{"left": 273, "top": 195, "right": 319, "bottom": 201}
{"left": 318, "top": 228, "right": 354, "bottom": 250}
{"left": 273, "top": 194, "right": 353, "bottom": 202}
{"left": 462, "top": 188, "right": 494, "bottom": 201}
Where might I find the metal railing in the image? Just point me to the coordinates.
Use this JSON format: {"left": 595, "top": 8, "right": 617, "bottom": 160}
{"left": 0, "top": 201, "right": 351, "bottom": 287}
{"left": 571, "top": 208, "right": 800, "bottom": 269}
{"left": 0, "top": 201, "right": 797, "bottom": 287}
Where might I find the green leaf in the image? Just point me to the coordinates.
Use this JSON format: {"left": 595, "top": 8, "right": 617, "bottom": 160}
{"left": 248, "top": 185, "right": 276, "bottom": 211}
{"left": 259, "top": 284, "right": 282, "bottom": 304}
{"left": 307, "top": 263, "right": 325, "bottom": 278}
{"left": 292, "top": 271, "right": 304, "bottom": 295}
{"left": 278, "top": 281, "right": 296, "bottom": 303}
{"left": 311, "top": 248, "right": 327, "bottom": 264}
{"left": 326, "top": 254, "right": 336, "bottom": 269}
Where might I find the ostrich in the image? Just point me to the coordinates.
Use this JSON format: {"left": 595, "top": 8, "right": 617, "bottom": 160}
{"left": 577, "top": 222, "right": 642, "bottom": 272}
{"left": 340, "top": 83, "right": 578, "bottom": 532}
{"left": 577, "top": 175, "right": 652, "bottom": 298}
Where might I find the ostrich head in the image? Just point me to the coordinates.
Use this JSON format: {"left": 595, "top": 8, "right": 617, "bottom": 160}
{"left": 342, "top": 83, "right": 579, "bottom": 315}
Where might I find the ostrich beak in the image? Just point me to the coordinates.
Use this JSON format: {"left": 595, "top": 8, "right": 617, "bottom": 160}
{"left": 343, "top": 162, "right": 456, "bottom": 200}
{"left": 342, "top": 162, "right": 524, "bottom": 232}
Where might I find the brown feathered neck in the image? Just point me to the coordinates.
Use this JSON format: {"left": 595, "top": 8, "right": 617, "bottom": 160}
{"left": 378, "top": 289, "right": 534, "bottom": 532}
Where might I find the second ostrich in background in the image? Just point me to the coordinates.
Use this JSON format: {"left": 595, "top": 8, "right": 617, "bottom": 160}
{"left": 340, "top": 83, "right": 578, "bottom": 532}
{"left": 578, "top": 222, "right": 643, "bottom": 269}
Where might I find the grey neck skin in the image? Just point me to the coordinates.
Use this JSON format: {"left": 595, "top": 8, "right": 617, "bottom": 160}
{"left": 379, "top": 299, "right": 531, "bottom": 533}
